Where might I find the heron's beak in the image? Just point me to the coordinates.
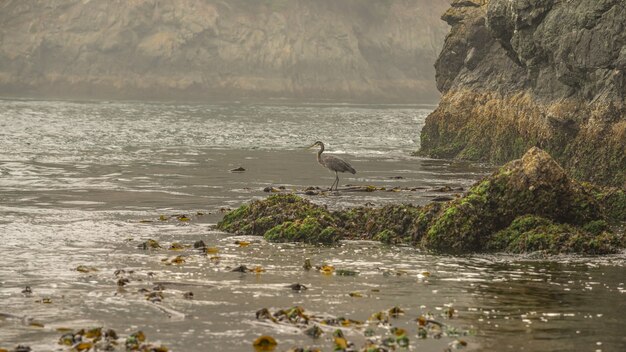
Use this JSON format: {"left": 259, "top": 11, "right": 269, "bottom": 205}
{"left": 306, "top": 143, "right": 316, "bottom": 149}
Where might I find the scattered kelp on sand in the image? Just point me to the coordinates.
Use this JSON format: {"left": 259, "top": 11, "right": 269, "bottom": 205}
{"left": 252, "top": 305, "right": 471, "bottom": 351}
{"left": 218, "top": 148, "right": 625, "bottom": 254}
{"left": 55, "top": 327, "right": 168, "bottom": 352}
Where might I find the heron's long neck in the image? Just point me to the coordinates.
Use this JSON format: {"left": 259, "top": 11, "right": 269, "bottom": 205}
{"left": 316, "top": 145, "right": 324, "bottom": 162}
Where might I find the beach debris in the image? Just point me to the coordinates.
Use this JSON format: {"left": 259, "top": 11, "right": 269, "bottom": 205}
{"left": 255, "top": 308, "right": 277, "bottom": 323}
{"left": 275, "top": 306, "right": 310, "bottom": 325}
{"left": 445, "top": 339, "right": 468, "bottom": 351}
{"left": 304, "top": 325, "right": 323, "bottom": 338}
{"left": 332, "top": 329, "right": 351, "bottom": 350}
{"left": 369, "top": 311, "right": 389, "bottom": 324}
{"left": 176, "top": 215, "right": 190, "bottom": 222}
{"left": 250, "top": 305, "right": 472, "bottom": 350}
{"left": 12, "top": 346, "right": 32, "bottom": 352}
{"left": 432, "top": 186, "right": 453, "bottom": 192}
{"left": 317, "top": 265, "right": 335, "bottom": 275}
{"left": 288, "top": 283, "right": 308, "bottom": 291}
{"left": 205, "top": 247, "right": 219, "bottom": 254}
{"left": 253, "top": 335, "right": 277, "bottom": 351}
{"left": 57, "top": 327, "right": 127, "bottom": 352}
{"left": 169, "top": 255, "right": 186, "bottom": 265}
{"left": 231, "top": 265, "right": 250, "bottom": 273}
{"left": 263, "top": 186, "right": 282, "bottom": 193}
{"left": 335, "top": 269, "right": 359, "bottom": 276}
{"left": 75, "top": 265, "right": 98, "bottom": 273}
{"left": 168, "top": 242, "right": 184, "bottom": 250}
{"left": 183, "top": 291, "right": 194, "bottom": 299}
{"left": 389, "top": 306, "right": 404, "bottom": 318}
{"left": 445, "top": 307, "right": 456, "bottom": 319}
{"left": 302, "top": 258, "right": 312, "bottom": 271}
{"left": 21, "top": 286, "right": 32, "bottom": 296}
{"left": 251, "top": 266, "right": 266, "bottom": 273}
{"left": 193, "top": 240, "right": 206, "bottom": 249}
{"left": 117, "top": 278, "right": 130, "bottom": 287}
{"left": 235, "top": 240, "right": 251, "bottom": 247}
{"left": 348, "top": 291, "right": 362, "bottom": 298}
{"left": 145, "top": 291, "right": 163, "bottom": 303}
{"left": 159, "top": 215, "right": 168, "bottom": 221}
{"left": 138, "top": 239, "right": 161, "bottom": 250}
{"left": 230, "top": 167, "right": 246, "bottom": 173}
{"left": 125, "top": 330, "right": 169, "bottom": 351}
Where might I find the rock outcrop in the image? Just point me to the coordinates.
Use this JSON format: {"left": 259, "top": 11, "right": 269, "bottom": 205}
{"left": 218, "top": 148, "right": 625, "bottom": 254}
{"left": 0, "top": 0, "right": 449, "bottom": 102}
{"left": 419, "top": 0, "right": 626, "bottom": 187}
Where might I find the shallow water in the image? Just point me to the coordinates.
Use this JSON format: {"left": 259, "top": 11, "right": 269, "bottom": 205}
{"left": 0, "top": 99, "right": 624, "bottom": 351}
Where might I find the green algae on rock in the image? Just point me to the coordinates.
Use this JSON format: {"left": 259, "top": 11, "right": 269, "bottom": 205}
{"left": 218, "top": 148, "right": 624, "bottom": 254}
{"left": 217, "top": 194, "right": 340, "bottom": 244}
{"left": 420, "top": 147, "right": 615, "bottom": 253}
{"left": 487, "top": 215, "right": 622, "bottom": 255}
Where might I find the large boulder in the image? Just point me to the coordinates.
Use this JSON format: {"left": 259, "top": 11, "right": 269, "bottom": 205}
{"left": 419, "top": 0, "right": 626, "bottom": 187}
{"left": 421, "top": 147, "right": 619, "bottom": 253}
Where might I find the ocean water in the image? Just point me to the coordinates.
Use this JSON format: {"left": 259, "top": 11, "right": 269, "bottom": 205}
{"left": 0, "top": 99, "right": 624, "bottom": 351}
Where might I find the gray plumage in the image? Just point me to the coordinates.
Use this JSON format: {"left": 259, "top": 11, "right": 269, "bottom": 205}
{"left": 309, "top": 141, "right": 356, "bottom": 191}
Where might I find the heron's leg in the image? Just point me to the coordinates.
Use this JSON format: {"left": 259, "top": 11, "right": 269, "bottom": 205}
{"left": 334, "top": 172, "right": 339, "bottom": 192}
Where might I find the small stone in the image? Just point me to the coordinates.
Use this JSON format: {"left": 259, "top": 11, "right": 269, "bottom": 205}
{"left": 289, "top": 283, "right": 308, "bottom": 291}
{"left": 183, "top": 291, "right": 194, "bottom": 299}
{"left": 193, "top": 240, "right": 206, "bottom": 249}
{"left": 21, "top": 286, "right": 32, "bottom": 295}
{"left": 229, "top": 167, "right": 246, "bottom": 172}
{"left": 231, "top": 265, "right": 249, "bottom": 273}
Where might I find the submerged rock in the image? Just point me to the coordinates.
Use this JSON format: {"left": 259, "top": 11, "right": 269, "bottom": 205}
{"left": 218, "top": 148, "right": 624, "bottom": 254}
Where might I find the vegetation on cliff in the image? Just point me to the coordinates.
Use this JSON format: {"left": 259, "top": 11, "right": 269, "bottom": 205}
{"left": 218, "top": 148, "right": 625, "bottom": 254}
{"left": 419, "top": 0, "right": 626, "bottom": 186}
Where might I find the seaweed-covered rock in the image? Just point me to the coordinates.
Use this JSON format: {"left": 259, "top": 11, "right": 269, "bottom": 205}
{"left": 218, "top": 148, "right": 624, "bottom": 254}
{"left": 217, "top": 194, "right": 340, "bottom": 244}
{"left": 337, "top": 203, "right": 441, "bottom": 244}
{"left": 487, "top": 215, "right": 621, "bottom": 254}
{"left": 264, "top": 216, "right": 340, "bottom": 244}
{"left": 422, "top": 147, "right": 619, "bottom": 253}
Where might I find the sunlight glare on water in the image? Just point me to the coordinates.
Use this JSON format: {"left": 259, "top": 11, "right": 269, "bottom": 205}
{"left": 0, "top": 99, "right": 624, "bottom": 352}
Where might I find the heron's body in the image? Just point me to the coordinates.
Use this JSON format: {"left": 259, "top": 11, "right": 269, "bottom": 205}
{"left": 309, "top": 141, "right": 356, "bottom": 191}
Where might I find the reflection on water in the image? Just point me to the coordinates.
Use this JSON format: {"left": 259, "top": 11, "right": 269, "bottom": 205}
{"left": 0, "top": 99, "right": 624, "bottom": 351}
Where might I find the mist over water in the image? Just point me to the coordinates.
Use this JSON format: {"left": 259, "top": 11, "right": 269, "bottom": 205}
{"left": 0, "top": 99, "right": 624, "bottom": 352}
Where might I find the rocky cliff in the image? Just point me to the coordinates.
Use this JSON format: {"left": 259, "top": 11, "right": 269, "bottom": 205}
{"left": 0, "top": 0, "right": 449, "bottom": 102}
{"left": 419, "top": 0, "right": 626, "bottom": 186}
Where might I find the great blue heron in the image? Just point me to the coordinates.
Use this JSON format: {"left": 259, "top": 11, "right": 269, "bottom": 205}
{"left": 308, "top": 141, "right": 356, "bottom": 191}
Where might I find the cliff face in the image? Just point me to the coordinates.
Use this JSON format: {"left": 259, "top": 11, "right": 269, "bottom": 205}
{"left": 0, "top": 0, "right": 449, "bottom": 102}
{"left": 420, "top": 0, "right": 626, "bottom": 186}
